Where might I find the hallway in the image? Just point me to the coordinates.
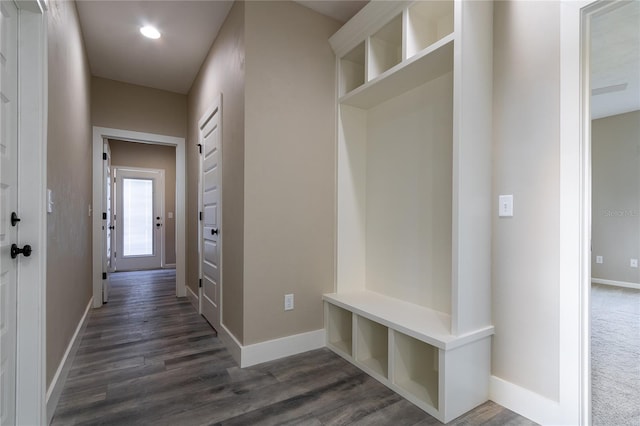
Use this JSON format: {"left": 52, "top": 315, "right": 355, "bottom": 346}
{"left": 51, "top": 270, "right": 536, "bottom": 425}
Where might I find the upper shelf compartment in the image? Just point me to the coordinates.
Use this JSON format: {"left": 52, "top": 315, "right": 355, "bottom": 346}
{"left": 368, "top": 14, "right": 402, "bottom": 81}
{"left": 339, "top": 42, "right": 365, "bottom": 97}
{"left": 340, "top": 35, "right": 453, "bottom": 109}
{"left": 406, "top": 1, "right": 454, "bottom": 59}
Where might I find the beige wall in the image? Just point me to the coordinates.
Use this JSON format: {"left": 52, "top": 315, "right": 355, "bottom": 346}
{"left": 92, "top": 77, "right": 187, "bottom": 138}
{"left": 491, "top": 1, "right": 561, "bottom": 400}
{"left": 109, "top": 139, "right": 177, "bottom": 265}
{"left": 243, "top": 1, "right": 339, "bottom": 344}
{"left": 46, "top": 0, "right": 93, "bottom": 387}
{"left": 187, "top": 1, "right": 245, "bottom": 340}
{"left": 592, "top": 110, "right": 640, "bottom": 284}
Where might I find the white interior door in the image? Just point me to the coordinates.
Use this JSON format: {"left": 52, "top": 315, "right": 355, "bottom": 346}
{"left": 114, "top": 167, "right": 164, "bottom": 271}
{"left": 199, "top": 102, "right": 221, "bottom": 331}
{"left": 102, "top": 141, "right": 112, "bottom": 302}
{"left": 0, "top": 2, "right": 18, "bottom": 424}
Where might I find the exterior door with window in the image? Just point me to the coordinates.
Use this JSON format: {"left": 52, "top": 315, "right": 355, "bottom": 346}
{"left": 114, "top": 167, "right": 164, "bottom": 271}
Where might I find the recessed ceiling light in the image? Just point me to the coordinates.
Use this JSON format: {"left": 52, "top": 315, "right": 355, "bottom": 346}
{"left": 140, "top": 25, "right": 161, "bottom": 40}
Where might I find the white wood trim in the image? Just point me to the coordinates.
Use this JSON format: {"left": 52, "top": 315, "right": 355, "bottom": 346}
{"left": 490, "top": 376, "right": 561, "bottom": 425}
{"left": 46, "top": 298, "right": 92, "bottom": 424}
{"left": 163, "top": 263, "right": 176, "bottom": 269}
{"left": 591, "top": 278, "right": 640, "bottom": 291}
{"left": 186, "top": 285, "right": 199, "bottom": 313}
{"left": 217, "top": 323, "right": 242, "bottom": 367}
{"left": 15, "top": 5, "right": 47, "bottom": 425}
{"left": 559, "top": 1, "right": 597, "bottom": 425}
{"left": 92, "top": 127, "right": 186, "bottom": 308}
{"left": 240, "top": 329, "right": 326, "bottom": 368}
{"left": 329, "top": 1, "right": 409, "bottom": 57}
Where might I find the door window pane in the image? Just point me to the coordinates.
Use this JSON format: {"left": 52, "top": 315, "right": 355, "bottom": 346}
{"left": 123, "top": 178, "right": 153, "bottom": 256}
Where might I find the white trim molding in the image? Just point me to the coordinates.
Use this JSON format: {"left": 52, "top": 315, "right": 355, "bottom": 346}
{"left": 186, "top": 285, "right": 199, "bottom": 313}
{"left": 15, "top": 3, "right": 47, "bottom": 425}
{"left": 592, "top": 278, "right": 640, "bottom": 291}
{"left": 217, "top": 326, "right": 326, "bottom": 369}
{"left": 46, "top": 298, "right": 92, "bottom": 424}
{"left": 92, "top": 127, "right": 187, "bottom": 308}
{"left": 490, "top": 376, "right": 561, "bottom": 426}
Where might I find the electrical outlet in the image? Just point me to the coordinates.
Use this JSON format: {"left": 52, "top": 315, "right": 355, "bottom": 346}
{"left": 596, "top": 256, "right": 603, "bottom": 264}
{"left": 284, "top": 294, "right": 294, "bottom": 311}
{"left": 631, "top": 259, "right": 638, "bottom": 268}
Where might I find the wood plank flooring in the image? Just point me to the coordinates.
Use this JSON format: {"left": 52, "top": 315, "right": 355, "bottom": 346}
{"left": 52, "top": 270, "right": 537, "bottom": 425}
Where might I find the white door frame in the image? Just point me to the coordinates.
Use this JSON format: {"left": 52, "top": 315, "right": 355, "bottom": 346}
{"left": 15, "top": 1, "right": 48, "bottom": 424}
{"left": 92, "top": 127, "right": 186, "bottom": 307}
{"left": 113, "top": 166, "right": 165, "bottom": 271}
{"left": 559, "top": 1, "right": 598, "bottom": 424}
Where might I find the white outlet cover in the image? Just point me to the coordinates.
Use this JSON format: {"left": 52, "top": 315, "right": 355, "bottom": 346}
{"left": 631, "top": 259, "right": 638, "bottom": 268}
{"left": 596, "top": 256, "right": 603, "bottom": 264}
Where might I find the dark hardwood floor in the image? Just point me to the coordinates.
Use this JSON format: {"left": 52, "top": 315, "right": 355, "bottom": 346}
{"left": 52, "top": 270, "right": 536, "bottom": 426}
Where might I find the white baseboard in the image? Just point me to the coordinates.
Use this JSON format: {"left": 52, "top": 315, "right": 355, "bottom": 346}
{"left": 163, "top": 263, "right": 176, "bottom": 269}
{"left": 490, "top": 375, "right": 560, "bottom": 425}
{"left": 217, "top": 326, "right": 325, "bottom": 368}
{"left": 46, "top": 297, "right": 93, "bottom": 425}
{"left": 186, "top": 285, "right": 199, "bottom": 312}
{"left": 218, "top": 323, "right": 242, "bottom": 367}
{"left": 591, "top": 278, "right": 640, "bottom": 290}
{"left": 241, "top": 329, "right": 325, "bottom": 368}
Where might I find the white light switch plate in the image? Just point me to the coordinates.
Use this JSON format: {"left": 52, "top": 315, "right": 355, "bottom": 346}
{"left": 284, "top": 294, "right": 294, "bottom": 311}
{"left": 499, "top": 195, "right": 514, "bottom": 217}
{"left": 596, "top": 256, "right": 603, "bottom": 264}
{"left": 631, "top": 259, "right": 638, "bottom": 268}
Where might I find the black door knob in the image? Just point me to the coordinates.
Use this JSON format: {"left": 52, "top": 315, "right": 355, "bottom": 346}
{"left": 11, "top": 244, "right": 32, "bottom": 259}
{"left": 211, "top": 228, "right": 218, "bottom": 235}
{"left": 11, "top": 212, "right": 21, "bottom": 227}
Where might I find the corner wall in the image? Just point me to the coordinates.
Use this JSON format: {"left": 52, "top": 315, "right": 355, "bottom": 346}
{"left": 46, "top": 0, "right": 93, "bottom": 387}
{"left": 187, "top": 1, "right": 245, "bottom": 341}
{"left": 491, "top": 0, "right": 561, "bottom": 402}
{"left": 243, "top": 1, "right": 339, "bottom": 344}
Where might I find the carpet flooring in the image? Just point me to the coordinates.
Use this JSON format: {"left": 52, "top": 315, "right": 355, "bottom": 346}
{"left": 591, "top": 284, "right": 640, "bottom": 425}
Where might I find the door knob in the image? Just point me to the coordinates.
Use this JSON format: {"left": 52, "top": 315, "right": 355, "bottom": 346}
{"left": 211, "top": 228, "right": 218, "bottom": 235}
{"left": 11, "top": 212, "right": 21, "bottom": 226}
{"left": 11, "top": 244, "right": 32, "bottom": 259}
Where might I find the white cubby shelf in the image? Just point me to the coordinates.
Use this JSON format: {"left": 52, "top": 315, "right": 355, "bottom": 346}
{"left": 326, "top": 0, "right": 494, "bottom": 423}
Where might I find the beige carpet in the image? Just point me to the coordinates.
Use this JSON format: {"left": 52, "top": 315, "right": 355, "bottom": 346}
{"left": 591, "top": 284, "right": 640, "bottom": 425}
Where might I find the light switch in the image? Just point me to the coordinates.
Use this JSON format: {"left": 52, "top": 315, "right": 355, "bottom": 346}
{"left": 168, "top": 212, "right": 173, "bottom": 219}
{"left": 631, "top": 259, "right": 638, "bottom": 268}
{"left": 596, "top": 256, "right": 603, "bottom": 264}
{"left": 499, "top": 195, "right": 513, "bottom": 217}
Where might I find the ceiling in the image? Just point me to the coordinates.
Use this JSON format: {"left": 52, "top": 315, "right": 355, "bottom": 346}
{"left": 590, "top": 1, "right": 640, "bottom": 119}
{"left": 76, "top": 0, "right": 367, "bottom": 95}
{"left": 76, "top": 0, "right": 638, "bottom": 117}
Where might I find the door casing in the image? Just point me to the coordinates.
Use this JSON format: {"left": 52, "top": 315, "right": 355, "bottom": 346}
{"left": 92, "top": 128, "right": 186, "bottom": 307}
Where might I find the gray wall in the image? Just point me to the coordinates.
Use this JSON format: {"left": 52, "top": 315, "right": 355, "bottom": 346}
{"left": 187, "top": 0, "right": 245, "bottom": 341}
{"left": 592, "top": 110, "right": 640, "bottom": 284}
{"left": 92, "top": 77, "right": 187, "bottom": 139}
{"left": 491, "top": 0, "right": 561, "bottom": 401}
{"left": 46, "top": 0, "right": 93, "bottom": 387}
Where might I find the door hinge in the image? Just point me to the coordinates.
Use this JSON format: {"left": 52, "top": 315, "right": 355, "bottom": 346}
{"left": 102, "top": 212, "right": 107, "bottom": 220}
{"left": 199, "top": 211, "right": 203, "bottom": 221}
{"left": 103, "top": 152, "right": 107, "bottom": 160}
{"left": 114, "top": 251, "right": 117, "bottom": 258}
{"left": 197, "top": 144, "right": 202, "bottom": 154}
{"left": 199, "top": 278, "right": 202, "bottom": 288}
{"left": 102, "top": 272, "right": 107, "bottom": 280}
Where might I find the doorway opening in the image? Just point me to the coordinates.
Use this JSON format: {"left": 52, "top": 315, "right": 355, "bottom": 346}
{"left": 92, "top": 127, "right": 186, "bottom": 308}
